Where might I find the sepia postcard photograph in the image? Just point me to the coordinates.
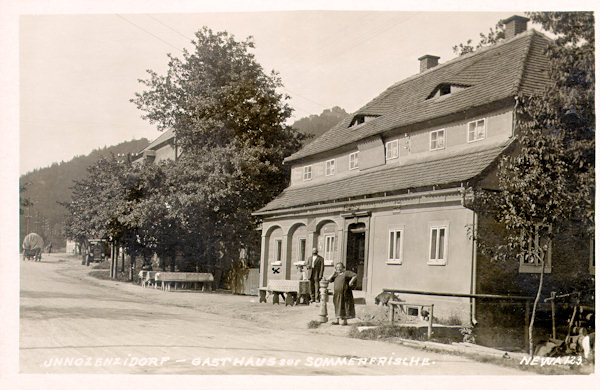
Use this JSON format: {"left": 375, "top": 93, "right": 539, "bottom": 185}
{"left": 1, "top": 1, "right": 597, "bottom": 389}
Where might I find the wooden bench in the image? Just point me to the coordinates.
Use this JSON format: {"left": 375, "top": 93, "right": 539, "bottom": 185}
{"left": 138, "top": 271, "right": 158, "bottom": 288}
{"left": 154, "top": 272, "right": 214, "bottom": 292}
{"left": 259, "top": 280, "right": 310, "bottom": 306}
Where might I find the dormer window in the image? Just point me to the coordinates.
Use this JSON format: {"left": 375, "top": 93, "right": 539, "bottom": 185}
{"left": 349, "top": 114, "right": 379, "bottom": 128}
{"left": 426, "top": 83, "right": 470, "bottom": 100}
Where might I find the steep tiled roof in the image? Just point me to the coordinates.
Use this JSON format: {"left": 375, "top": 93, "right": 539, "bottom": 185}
{"left": 132, "top": 129, "right": 175, "bottom": 161}
{"left": 285, "top": 30, "right": 550, "bottom": 163}
{"left": 258, "top": 142, "right": 510, "bottom": 213}
{"left": 141, "top": 129, "right": 174, "bottom": 152}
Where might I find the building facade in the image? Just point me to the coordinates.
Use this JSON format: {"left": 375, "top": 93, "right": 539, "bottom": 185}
{"left": 254, "top": 17, "right": 583, "bottom": 323}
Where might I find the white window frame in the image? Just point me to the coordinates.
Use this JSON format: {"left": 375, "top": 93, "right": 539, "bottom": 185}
{"left": 349, "top": 152, "right": 359, "bottom": 170}
{"left": 303, "top": 165, "right": 312, "bottom": 181}
{"left": 271, "top": 239, "right": 282, "bottom": 265}
{"left": 430, "top": 129, "right": 445, "bottom": 151}
{"left": 386, "top": 140, "right": 399, "bottom": 160}
{"left": 387, "top": 228, "right": 404, "bottom": 264}
{"left": 298, "top": 238, "right": 306, "bottom": 262}
{"left": 428, "top": 224, "right": 448, "bottom": 265}
{"left": 325, "top": 159, "right": 336, "bottom": 176}
{"left": 324, "top": 234, "right": 336, "bottom": 265}
{"left": 467, "top": 119, "right": 486, "bottom": 143}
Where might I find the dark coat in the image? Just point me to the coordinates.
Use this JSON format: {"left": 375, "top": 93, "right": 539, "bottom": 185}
{"left": 306, "top": 254, "right": 325, "bottom": 281}
{"left": 328, "top": 270, "right": 357, "bottom": 319}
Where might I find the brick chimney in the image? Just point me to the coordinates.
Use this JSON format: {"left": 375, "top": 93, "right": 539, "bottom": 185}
{"left": 502, "top": 15, "right": 530, "bottom": 40}
{"left": 418, "top": 54, "right": 440, "bottom": 73}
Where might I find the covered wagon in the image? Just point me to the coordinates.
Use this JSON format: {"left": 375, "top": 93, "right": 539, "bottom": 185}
{"left": 22, "top": 233, "right": 44, "bottom": 261}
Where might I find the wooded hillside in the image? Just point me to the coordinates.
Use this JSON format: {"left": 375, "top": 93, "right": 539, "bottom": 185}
{"left": 19, "top": 138, "right": 149, "bottom": 249}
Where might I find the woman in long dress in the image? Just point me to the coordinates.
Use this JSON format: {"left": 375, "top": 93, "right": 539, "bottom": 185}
{"left": 328, "top": 262, "right": 357, "bottom": 325}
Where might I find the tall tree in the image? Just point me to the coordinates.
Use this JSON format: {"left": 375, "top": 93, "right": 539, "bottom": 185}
{"left": 469, "top": 12, "right": 594, "bottom": 356}
{"left": 132, "top": 27, "right": 304, "bottom": 275}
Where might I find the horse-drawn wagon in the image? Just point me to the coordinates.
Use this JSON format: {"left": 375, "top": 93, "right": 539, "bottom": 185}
{"left": 22, "top": 233, "right": 44, "bottom": 261}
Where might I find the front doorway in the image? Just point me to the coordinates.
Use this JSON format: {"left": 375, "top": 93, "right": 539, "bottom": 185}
{"left": 346, "top": 223, "right": 366, "bottom": 290}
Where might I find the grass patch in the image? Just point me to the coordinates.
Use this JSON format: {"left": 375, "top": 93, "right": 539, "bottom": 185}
{"left": 434, "top": 313, "right": 463, "bottom": 326}
{"left": 88, "top": 270, "right": 110, "bottom": 280}
{"left": 350, "top": 323, "right": 464, "bottom": 344}
{"left": 350, "top": 324, "right": 425, "bottom": 341}
{"left": 91, "top": 260, "right": 111, "bottom": 269}
{"left": 88, "top": 268, "right": 135, "bottom": 283}
{"left": 307, "top": 320, "right": 322, "bottom": 329}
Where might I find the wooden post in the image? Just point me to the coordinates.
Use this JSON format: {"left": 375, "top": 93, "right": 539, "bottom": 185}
{"left": 428, "top": 304, "right": 434, "bottom": 340}
{"left": 128, "top": 248, "right": 134, "bottom": 281}
{"left": 109, "top": 243, "right": 115, "bottom": 279}
{"left": 551, "top": 291, "right": 556, "bottom": 339}
{"left": 524, "top": 300, "right": 531, "bottom": 347}
{"left": 113, "top": 244, "right": 117, "bottom": 279}
{"left": 114, "top": 244, "right": 119, "bottom": 277}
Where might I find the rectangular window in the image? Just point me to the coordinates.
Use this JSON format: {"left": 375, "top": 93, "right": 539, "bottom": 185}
{"left": 276, "top": 239, "right": 282, "bottom": 262}
{"left": 430, "top": 129, "right": 445, "bottom": 150}
{"left": 271, "top": 239, "right": 282, "bottom": 265}
{"left": 326, "top": 159, "right": 335, "bottom": 176}
{"left": 428, "top": 226, "right": 447, "bottom": 265}
{"left": 468, "top": 119, "right": 486, "bottom": 142}
{"left": 519, "top": 225, "right": 552, "bottom": 273}
{"left": 324, "top": 234, "right": 335, "bottom": 265}
{"left": 298, "top": 238, "right": 306, "bottom": 262}
{"left": 386, "top": 140, "right": 399, "bottom": 160}
{"left": 387, "top": 229, "right": 404, "bottom": 264}
{"left": 303, "top": 165, "right": 312, "bottom": 181}
{"left": 349, "top": 152, "right": 359, "bottom": 170}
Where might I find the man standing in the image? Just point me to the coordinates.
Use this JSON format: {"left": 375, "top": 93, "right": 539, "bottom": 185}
{"left": 306, "top": 248, "right": 324, "bottom": 303}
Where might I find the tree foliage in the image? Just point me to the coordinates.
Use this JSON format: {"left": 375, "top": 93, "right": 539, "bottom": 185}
{"left": 453, "top": 20, "right": 505, "bottom": 56}
{"left": 465, "top": 12, "right": 594, "bottom": 356}
{"left": 131, "top": 27, "right": 304, "bottom": 270}
{"left": 473, "top": 12, "right": 594, "bottom": 258}
{"left": 66, "top": 28, "right": 305, "bottom": 281}
{"left": 292, "top": 106, "right": 348, "bottom": 140}
{"left": 132, "top": 27, "right": 299, "bottom": 154}
{"left": 19, "top": 183, "right": 32, "bottom": 215}
{"left": 20, "top": 138, "right": 149, "bottom": 247}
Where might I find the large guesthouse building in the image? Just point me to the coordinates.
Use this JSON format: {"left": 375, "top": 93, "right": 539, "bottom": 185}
{"left": 254, "top": 16, "right": 594, "bottom": 324}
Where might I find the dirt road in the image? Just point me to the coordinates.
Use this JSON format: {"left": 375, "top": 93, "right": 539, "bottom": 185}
{"left": 19, "top": 253, "right": 527, "bottom": 375}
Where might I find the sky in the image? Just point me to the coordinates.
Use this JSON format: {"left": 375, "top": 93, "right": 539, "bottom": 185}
{"left": 14, "top": 6, "right": 540, "bottom": 175}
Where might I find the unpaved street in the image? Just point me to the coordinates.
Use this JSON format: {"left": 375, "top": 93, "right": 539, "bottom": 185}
{"left": 20, "top": 253, "right": 527, "bottom": 375}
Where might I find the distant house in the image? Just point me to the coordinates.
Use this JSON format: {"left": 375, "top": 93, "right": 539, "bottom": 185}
{"left": 132, "top": 129, "right": 177, "bottom": 164}
{"left": 254, "top": 16, "right": 594, "bottom": 324}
